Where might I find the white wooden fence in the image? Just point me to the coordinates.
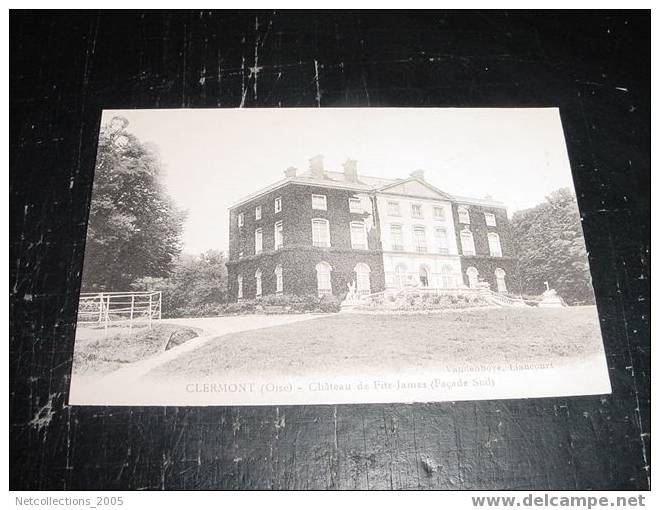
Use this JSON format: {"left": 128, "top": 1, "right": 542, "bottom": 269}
{"left": 77, "top": 291, "right": 162, "bottom": 330}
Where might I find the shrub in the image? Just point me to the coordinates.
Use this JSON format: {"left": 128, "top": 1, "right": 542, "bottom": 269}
{"left": 164, "top": 294, "right": 341, "bottom": 317}
{"left": 318, "top": 294, "right": 341, "bottom": 313}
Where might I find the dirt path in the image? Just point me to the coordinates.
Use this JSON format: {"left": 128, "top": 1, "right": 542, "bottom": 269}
{"left": 89, "top": 314, "right": 325, "bottom": 388}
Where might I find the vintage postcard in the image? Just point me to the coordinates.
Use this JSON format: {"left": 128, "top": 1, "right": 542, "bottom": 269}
{"left": 69, "top": 108, "right": 611, "bottom": 406}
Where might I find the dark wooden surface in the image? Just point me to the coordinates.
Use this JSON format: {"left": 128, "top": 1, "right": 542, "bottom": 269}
{"left": 10, "top": 10, "right": 650, "bottom": 490}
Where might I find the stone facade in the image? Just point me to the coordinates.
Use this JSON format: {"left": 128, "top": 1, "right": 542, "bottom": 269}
{"left": 226, "top": 179, "right": 386, "bottom": 301}
{"left": 451, "top": 201, "right": 521, "bottom": 293}
{"left": 226, "top": 158, "right": 520, "bottom": 301}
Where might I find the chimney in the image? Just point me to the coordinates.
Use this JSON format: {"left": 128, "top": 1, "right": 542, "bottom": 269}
{"left": 309, "top": 154, "right": 325, "bottom": 179}
{"left": 284, "top": 166, "right": 297, "bottom": 178}
{"left": 410, "top": 169, "right": 425, "bottom": 181}
{"left": 343, "top": 158, "right": 358, "bottom": 183}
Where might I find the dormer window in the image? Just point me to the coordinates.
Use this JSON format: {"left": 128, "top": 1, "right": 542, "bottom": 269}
{"left": 411, "top": 203, "right": 423, "bottom": 218}
{"left": 312, "top": 194, "right": 327, "bottom": 210}
{"left": 458, "top": 206, "right": 470, "bottom": 224}
{"left": 484, "top": 212, "right": 497, "bottom": 227}
{"left": 255, "top": 205, "right": 262, "bottom": 220}
{"left": 274, "top": 197, "right": 282, "bottom": 213}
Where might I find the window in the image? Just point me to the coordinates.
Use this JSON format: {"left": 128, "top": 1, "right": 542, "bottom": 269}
{"left": 458, "top": 206, "right": 470, "bottom": 224}
{"left": 488, "top": 233, "right": 502, "bottom": 257}
{"left": 255, "top": 269, "right": 262, "bottom": 297}
{"left": 255, "top": 228, "right": 263, "bottom": 254}
{"left": 255, "top": 205, "right": 262, "bottom": 220}
{"left": 354, "top": 263, "right": 371, "bottom": 295}
{"left": 411, "top": 203, "right": 423, "bottom": 218}
{"left": 350, "top": 221, "right": 368, "bottom": 250}
{"left": 439, "top": 265, "right": 456, "bottom": 289}
{"left": 390, "top": 224, "right": 404, "bottom": 251}
{"left": 434, "top": 227, "right": 449, "bottom": 254}
{"left": 312, "top": 194, "right": 327, "bottom": 210}
{"left": 394, "top": 264, "right": 407, "bottom": 289}
{"left": 312, "top": 219, "right": 330, "bottom": 247}
{"left": 237, "top": 275, "right": 243, "bottom": 299}
{"left": 274, "top": 265, "right": 283, "bottom": 294}
{"left": 238, "top": 212, "right": 244, "bottom": 228}
{"left": 495, "top": 268, "right": 507, "bottom": 293}
{"left": 460, "top": 228, "right": 475, "bottom": 255}
{"left": 274, "top": 197, "right": 282, "bottom": 213}
{"left": 413, "top": 225, "right": 427, "bottom": 253}
{"left": 274, "top": 221, "right": 283, "bottom": 250}
{"left": 466, "top": 267, "right": 479, "bottom": 288}
{"left": 387, "top": 201, "right": 401, "bottom": 216}
{"left": 484, "top": 212, "right": 497, "bottom": 227}
{"left": 349, "top": 197, "right": 363, "bottom": 214}
{"left": 433, "top": 206, "right": 446, "bottom": 220}
{"left": 316, "top": 261, "right": 332, "bottom": 296}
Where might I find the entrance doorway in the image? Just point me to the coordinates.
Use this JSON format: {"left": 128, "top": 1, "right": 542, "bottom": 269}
{"left": 419, "top": 266, "right": 430, "bottom": 287}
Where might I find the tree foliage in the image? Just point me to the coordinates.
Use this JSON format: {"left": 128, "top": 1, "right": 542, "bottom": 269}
{"left": 511, "top": 188, "right": 594, "bottom": 304}
{"left": 81, "top": 117, "right": 186, "bottom": 291}
{"left": 133, "top": 250, "right": 229, "bottom": 315}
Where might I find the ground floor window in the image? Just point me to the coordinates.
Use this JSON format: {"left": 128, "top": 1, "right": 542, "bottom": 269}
{"left": 255, "top": 269, "right": 262, "bottom": 297}
{"left": 274, "top": 265, "right": 283, "bottom": 294}
{"left": 495, "top": 268, "right": 507, "bottom": 293}
{"left": 466, "top": 266, "right": 479, "bottom": 288}
{"left": 439, "top": 265, "right": 457, "bottom": 289}
{"left": 316, "top": 261, "right": 332, "bottom": 296}
{"left": 354, "top": 263, "right": 371, "bottom": 295}
{"left": 237, "top": 275, "right": 243, "bottom": 299}
{"left": 394, "top": 264, "right": 407, "bottom": 288}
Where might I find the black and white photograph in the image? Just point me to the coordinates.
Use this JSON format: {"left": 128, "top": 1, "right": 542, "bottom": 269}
{"left": 69, "top": 107, "right": 611, "bottom": 406}
{"left": 10, "top": 7, "right": 650, "bottom": 494}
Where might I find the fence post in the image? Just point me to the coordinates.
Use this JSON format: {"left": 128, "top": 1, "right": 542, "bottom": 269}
{"left": 98, "top": 293, "right": 104, "bottom": 323}
{"left": 129, "top": 295, "right": 135, "bottom": 334}
{"left": 148, "top": 293, "right": 152, "bottom": 330}
{"left": 104, "top": 294, "right": 110, "bottom": 334}
{"left": 158, "top": 292, "right": 162, "bottom": 320}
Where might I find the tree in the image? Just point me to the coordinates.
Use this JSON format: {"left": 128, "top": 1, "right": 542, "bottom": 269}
{"left": 81, "top": 117, "right": 186, "bottom": 291}
{"left": 511, "top": 188, "right": 595, "bottom": 305}
{"left": 133, "top": 250, "right": 229, "bottom": 315}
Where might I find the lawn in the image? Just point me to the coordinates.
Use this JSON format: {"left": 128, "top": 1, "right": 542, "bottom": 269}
{"left": 149, "top": 306, "right": 605, "bottom": 380}
{"left": 73, "top": 322, "right": 202, "bottom": 375}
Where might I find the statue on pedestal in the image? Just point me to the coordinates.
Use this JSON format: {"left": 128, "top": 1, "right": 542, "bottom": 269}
{"left": 341, "top": 280, "right": 362, "bottom": 310}
{"left": 539, "top": 281, "right": 565, "bottom": 308}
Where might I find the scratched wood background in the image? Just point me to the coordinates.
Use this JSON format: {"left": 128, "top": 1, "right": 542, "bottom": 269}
{"left": 10, "top": 10, "right": 650, "bottom": 490}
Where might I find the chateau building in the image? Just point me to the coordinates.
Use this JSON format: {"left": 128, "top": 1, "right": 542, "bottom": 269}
{"left": 226, "top": 156, "right": 519, "bottom": 301}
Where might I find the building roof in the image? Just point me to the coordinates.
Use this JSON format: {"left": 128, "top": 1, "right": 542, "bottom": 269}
{"left": 229, "top": 167, "right": 506, "bottom": 210}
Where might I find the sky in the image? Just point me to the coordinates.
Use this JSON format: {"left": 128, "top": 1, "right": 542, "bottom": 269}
{"left": 100, "top": 108, "right": 575, "bottom": 255}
